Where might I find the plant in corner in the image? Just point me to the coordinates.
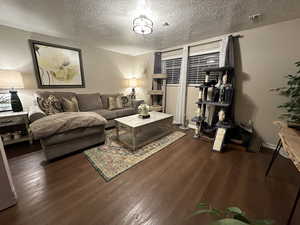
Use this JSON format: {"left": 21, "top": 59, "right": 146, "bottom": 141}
{"left": 190, "top": 203, "right": 274, "bottom": 225}
{"left": 272, "top": 61, "right": 300, "bottom": 126}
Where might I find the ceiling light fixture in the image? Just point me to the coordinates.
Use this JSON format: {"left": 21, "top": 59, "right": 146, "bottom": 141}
{"left": 132, "top": 0, "right": 153, "bottom": 35}
{"left": 133, "top": 14, "right": 153, "bottom": 35}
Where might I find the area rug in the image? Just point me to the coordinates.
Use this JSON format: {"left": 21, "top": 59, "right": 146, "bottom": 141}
{"left": 84, "top": 130, "right": 186, "bottom": 181}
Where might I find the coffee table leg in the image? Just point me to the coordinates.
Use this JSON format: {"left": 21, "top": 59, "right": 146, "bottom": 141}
{"left": 116, "top": 123, "right": 120, "bottom": 140}
{"left": 132, "top": 127, "right": 136, "bottom": 151}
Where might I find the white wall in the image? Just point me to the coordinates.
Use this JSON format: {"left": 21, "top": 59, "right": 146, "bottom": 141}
{"left": 134, "top": 18, "right": 300, "bottom": 146}
{"left": 233, "top": 18, "right": 300, "bottom": 145}
{"left": 132, "top": 53, "right": 154, "bottom": 103}
{"left": 0, "top": 25, "right": 138, "bottom": 108}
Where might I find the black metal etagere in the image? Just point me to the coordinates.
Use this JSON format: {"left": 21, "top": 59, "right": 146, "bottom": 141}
{"left": 192, "top": 66, "right": 235, "bottom": 151}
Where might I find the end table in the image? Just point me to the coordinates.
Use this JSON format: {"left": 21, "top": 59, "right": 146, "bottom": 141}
{"left": 0, "top": 111, "right": 32, "bottom": 146}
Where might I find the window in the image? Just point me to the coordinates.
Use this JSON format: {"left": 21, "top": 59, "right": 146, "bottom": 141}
{"left": 162, "top": 58, "right": 182, "bottom": 84}
{"left": 187, "top": 52, "right": 220, "bottom": 84}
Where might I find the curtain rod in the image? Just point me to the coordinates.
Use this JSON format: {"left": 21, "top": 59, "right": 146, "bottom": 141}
{"left": 160, "top": 34, "right": 243, "bottom": 53}
{"left": 233, "top": 34, "right": 243, "bottom": 38}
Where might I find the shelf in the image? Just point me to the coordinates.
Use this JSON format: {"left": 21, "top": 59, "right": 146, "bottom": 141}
{"left": 196, "top": 101, "right": 230, "bottom": 107}
{"left": 216, "top": 121, "right": 234, "bottom": 129}
{"left": 152, "top": 74, "right": 167, "bottom": 79}
{"left": 3, "top": 136, "right": 30, "bottom": 146}
{"left": 191, "top": 116, "right": 206, "bottom": 123}
{"left": 149, "top": 90, "right": 164, "bottom": 95}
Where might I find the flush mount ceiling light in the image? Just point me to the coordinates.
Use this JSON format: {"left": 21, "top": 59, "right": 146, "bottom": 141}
{"left": 133, "top": 14, "right": 153, "bottom": 35}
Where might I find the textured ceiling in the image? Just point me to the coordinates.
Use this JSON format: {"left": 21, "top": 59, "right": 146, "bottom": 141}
{"left": 0, "top": 0, "right": 300, "bottom": 55}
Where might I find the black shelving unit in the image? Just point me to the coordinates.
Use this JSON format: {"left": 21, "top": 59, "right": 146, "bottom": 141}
{"left": 193, "top": 66, "right": 235, "bottom": 151}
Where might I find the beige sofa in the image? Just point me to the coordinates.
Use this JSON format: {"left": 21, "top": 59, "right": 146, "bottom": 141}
{"left": 29, "top": 91, "right": 143, "bottom": 161}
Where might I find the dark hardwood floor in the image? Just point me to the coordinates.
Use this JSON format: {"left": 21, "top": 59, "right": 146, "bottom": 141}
{"left": 1, "top": 130, "right": 300, "bottom": 225}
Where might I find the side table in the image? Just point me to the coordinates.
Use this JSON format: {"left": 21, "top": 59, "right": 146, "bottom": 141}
{"left": 0, "top": 111, "right": 32, "bottom": 146}
{"left": 265, "top": 121, "right": 300, "bottom": 225}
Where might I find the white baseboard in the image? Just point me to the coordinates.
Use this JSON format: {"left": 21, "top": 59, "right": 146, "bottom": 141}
{"left": 188, "top": 124, "right": 289, "bottom": 157}
{"left": 262, "top": 142, "right": 276, "bottom": 150}
{"left": 262, "top": 142, "right": 289, "bottom": 158}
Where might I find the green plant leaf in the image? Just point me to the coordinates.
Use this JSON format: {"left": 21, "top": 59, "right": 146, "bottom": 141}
{"left": 226, "top": 207, "right": 243, "bottom": 215}
{"left": 234, "top": 214, "right": 251, "bottom": 224}
{"left": 210, "top": 218, "right": 249, "bottom": 225}
{"left": 190, "top": 209, "right": 214, "bottom": 217}
{"left": 211, "top": 208, "right": 223, "bottom": 217}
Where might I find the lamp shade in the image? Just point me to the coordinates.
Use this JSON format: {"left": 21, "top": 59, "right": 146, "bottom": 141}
{"left": 129, "top": 78, "right": 138, "bottom": 88}
{"left": 0, "top": 70, "right": 24, "bottom": 89}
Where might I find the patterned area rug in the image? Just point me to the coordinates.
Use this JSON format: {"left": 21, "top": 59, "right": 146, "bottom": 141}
{"left": 84, "top": 130, "right": 186, "bottom": 181}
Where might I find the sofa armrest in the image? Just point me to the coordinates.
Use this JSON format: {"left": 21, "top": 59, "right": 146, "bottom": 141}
{"left": 28, "top": 105, "right": 46, "bottom": 123}
{"left": 132, "top": 99, "right": 144, "bottom": 112}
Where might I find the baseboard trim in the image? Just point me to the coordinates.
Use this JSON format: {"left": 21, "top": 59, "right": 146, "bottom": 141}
{"left": 188, "top": 125, "right": 288, "bottom": 157}
{"left": 262, "top": 142, "right": 289, "bottom": 158}
{"left": 262, "top": 142, "right": 276, "bottom": 150}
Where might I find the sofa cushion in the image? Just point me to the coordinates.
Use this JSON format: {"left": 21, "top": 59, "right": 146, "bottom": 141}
{"left": 113, "top": 108, "right": 136, "bottom": 118}
{"left": 100, "top": 94, "right": 122, "bottom": 109}
{"left": 41, "top": 126, "right": 105, "bottom": 146}
{"left": 121, "top": 96, "right": 132, "bottom": 108}
{"left": 76, "top": 93, "right": 103, "bottom": 111}
{"left": 92, "top": 108, "right": 135, "bottom": 120}
{"left": 37, "top": 95, "right": 63, "bottom": 115}
{"left": 35, "top": 91, "right": 77, "bottom": 100}
{"left": 30, "top": 112, "right": 107, "bottom": 140}
{"left": 92, "top": 109, "right": 118, "bottom": 120}
{"left": 108, "top": 96, "right": 123, "bottom": 110}
{"left": 61, "top": 97, "right": 79, "bottom": 112}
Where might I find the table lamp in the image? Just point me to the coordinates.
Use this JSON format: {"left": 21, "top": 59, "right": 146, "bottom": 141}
{"left": 0, "top": 70, "right": 24, "bottom": 112}
{"left": 129, "top": 78, "right": 137, "bottom": 99}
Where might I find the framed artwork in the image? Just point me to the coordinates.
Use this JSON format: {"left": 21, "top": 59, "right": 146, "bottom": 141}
{"left": 29, "top": 40, "right": 85, "bottom": 88}
{"left": 0, "top": 92, "right": 12, "bottom": 112}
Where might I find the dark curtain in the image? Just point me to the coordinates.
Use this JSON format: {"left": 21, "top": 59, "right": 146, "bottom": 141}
{"left": 225, "top": 35, "right": 239, "bottom": 123}
{"left": 154, "top": 52, "right": 162, "bottom": 74}
{"left": 225, "top": 35, "right": 235, "bottom": 68}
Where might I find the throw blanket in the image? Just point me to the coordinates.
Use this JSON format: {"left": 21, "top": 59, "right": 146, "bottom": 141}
{"left": 30, "top": 112, "right": 107, "bottom": 140}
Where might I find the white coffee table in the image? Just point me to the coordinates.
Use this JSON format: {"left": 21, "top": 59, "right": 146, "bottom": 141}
{"left": 114, "top": 111, "right": 173, "bottom": 151}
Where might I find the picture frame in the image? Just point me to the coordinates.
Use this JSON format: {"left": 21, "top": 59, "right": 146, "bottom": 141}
{"left": 0, "top": 91, "right": 12, "bottom": 112}
{"left": 29, "top": 40, "right": 85, "bottom": 88}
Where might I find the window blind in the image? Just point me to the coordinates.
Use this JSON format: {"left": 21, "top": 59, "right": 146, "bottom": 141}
{"left": 187, "top": 52, "right": 220, "bottom": 84}
{"left": 162, "top": 57, "right": 182, "bottom": 84}
{"left": 161, "top": 49, "right": 183, "bottom": 60}
{"left": 189, "top": 41, "right": 221, "bottom": 56}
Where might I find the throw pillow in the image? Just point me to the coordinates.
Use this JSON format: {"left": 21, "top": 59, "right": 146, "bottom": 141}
{"left": 116, "top": 96, "right": 123, "bottom": 109}
{"left": 76, "top": 93, "right": 103, "bottom": 111}
{"left": 121, "top": 95, "right": 132, "bottom": 108}
{"left": 100, "top": 94, "right": 122, "bottom": 109}
{"left": 108, "top": 96, "right": 117, "bottom": 110}
{"left": 61, "top": 97, "right": 79, "bottom": 112}
{"left": 37, "top": 95, "right": 63, "bottom": 115}
{"left": 108, "top": 95, "right": 123, "bottom": 110}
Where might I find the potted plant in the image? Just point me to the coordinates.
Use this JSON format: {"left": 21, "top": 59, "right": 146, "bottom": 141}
{"left": 272, "top": 61, "right": 300, "bottom": 128}
{"left": 190, "top": 203, "right": 274, "bottom": 225}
